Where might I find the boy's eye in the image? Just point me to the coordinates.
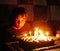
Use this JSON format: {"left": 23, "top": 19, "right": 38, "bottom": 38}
{"left": 18, "top": 20, "right": 20, "bottom": 24}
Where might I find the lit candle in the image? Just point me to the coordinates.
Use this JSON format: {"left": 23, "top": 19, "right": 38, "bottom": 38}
{"left": 29, "top": 31, "right": 32, "bottom": 36}
{"left": 46, "top": 32, "right": 49, "bottom": 36}
{"left": 24, "top": 33, "right": 27, "bottom": 36}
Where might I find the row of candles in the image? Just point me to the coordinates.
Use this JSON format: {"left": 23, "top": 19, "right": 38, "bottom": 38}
{"left": 20, "top": 27, "right": 52, "bottom": 42}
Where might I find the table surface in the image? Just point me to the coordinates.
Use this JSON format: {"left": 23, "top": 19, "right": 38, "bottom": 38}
{"left": 32, "top": 45, "right": 60, "bottom": 51}
{"left": 44, "top": 48, "right": 60, "bottom": 51}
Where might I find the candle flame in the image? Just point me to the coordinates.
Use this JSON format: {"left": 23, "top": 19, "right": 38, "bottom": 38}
{"left": 21, "top": 27, "right": 52, "bottom": 42}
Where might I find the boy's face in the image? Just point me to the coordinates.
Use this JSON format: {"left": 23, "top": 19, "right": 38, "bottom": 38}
{"left": 15, "top": 14, "right": 28, "bottom": 29}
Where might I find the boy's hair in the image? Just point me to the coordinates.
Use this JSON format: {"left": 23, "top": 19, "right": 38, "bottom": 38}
{"left": 11, "top": 7, "right": 26, "bottom": 18}
{"left": 9, "top": 7, "right": 27, "bottom": 25}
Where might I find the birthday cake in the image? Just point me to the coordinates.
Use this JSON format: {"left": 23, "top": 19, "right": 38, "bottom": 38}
{"left": 19, "top": 38, "right": 54, "bottom": 49}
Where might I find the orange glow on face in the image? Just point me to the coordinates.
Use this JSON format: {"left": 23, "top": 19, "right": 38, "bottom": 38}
{"left": 15, "top": 14, "right": 28, "bottom": 29}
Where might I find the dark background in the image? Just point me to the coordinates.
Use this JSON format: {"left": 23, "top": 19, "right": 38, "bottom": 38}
{"left": 0, "top": 0, "right": 60, "bottom": 36}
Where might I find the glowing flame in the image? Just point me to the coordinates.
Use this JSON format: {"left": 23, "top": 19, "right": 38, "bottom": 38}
{"left": 34, "top": 28, "right": 39, "bottom": 38}
{"left": 33, "top": 28, "right": 51, "bottom": 42}
{"left": 21, "top": 27, "right": 52, "bottom": 42}
{"left": 29, "top": 31, "right": 32, "bottom": 36}
{"left": 46, "top": 32, "right": 49, "bottom": 36}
